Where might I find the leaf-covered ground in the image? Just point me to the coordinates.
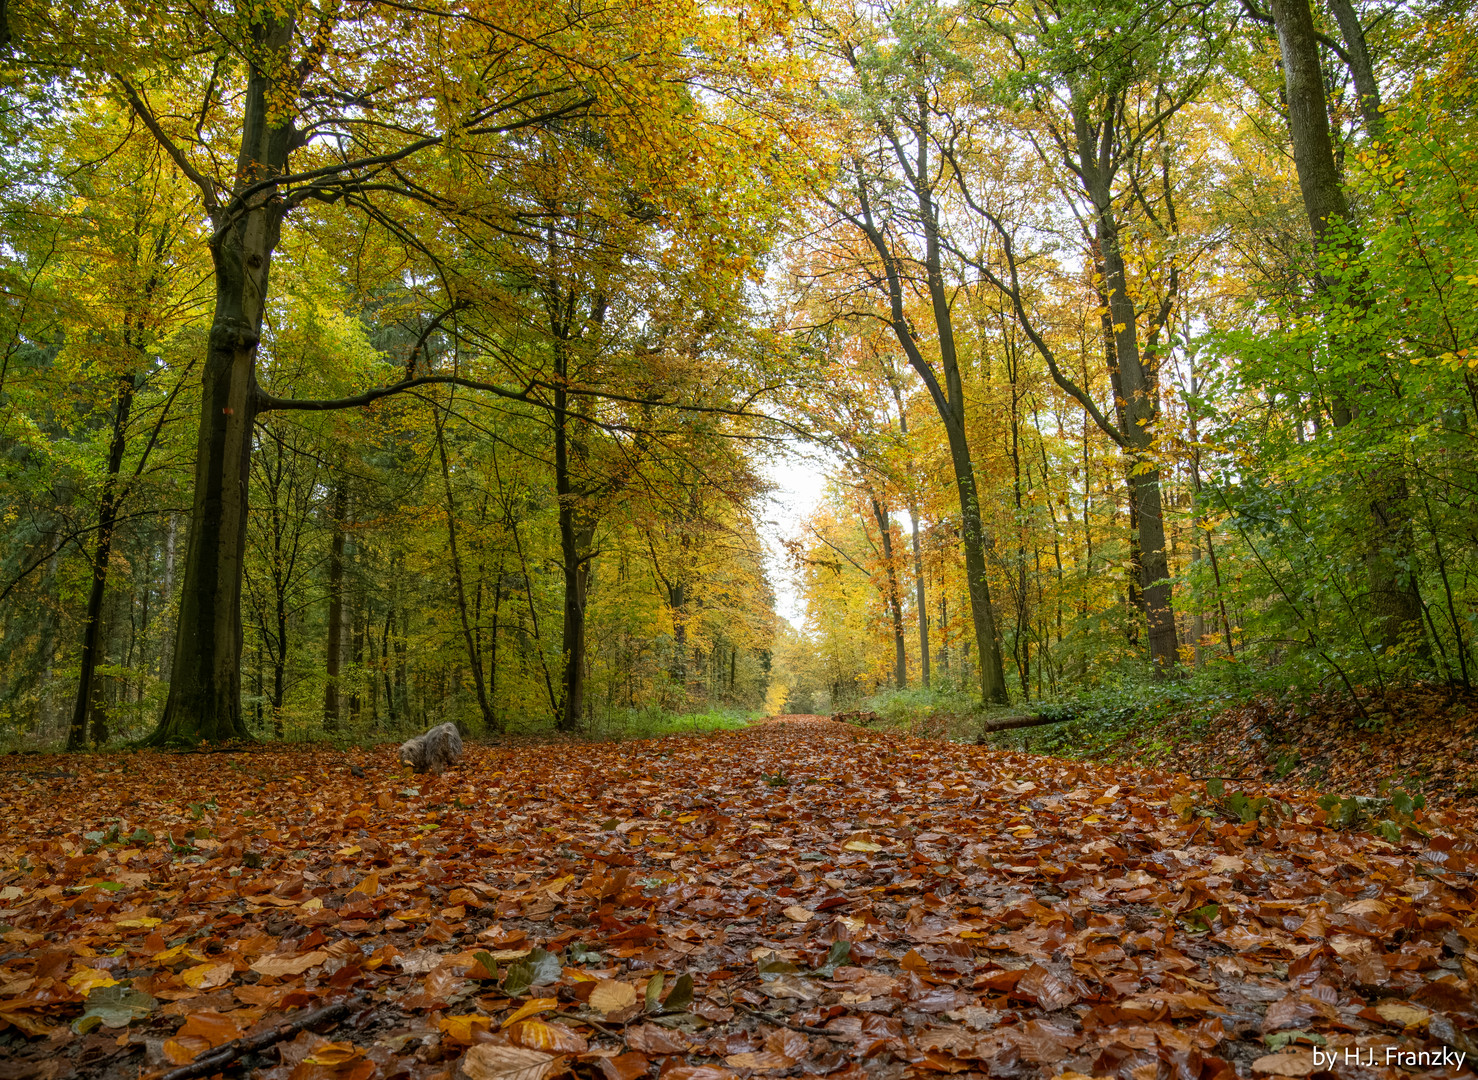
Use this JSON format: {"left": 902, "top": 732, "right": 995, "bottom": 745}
{"left": 1068, "top": 685, "right": 1478, "bottom": 799}
{"left": 2, "top": 717, "right": 1477, "bottom": 1080}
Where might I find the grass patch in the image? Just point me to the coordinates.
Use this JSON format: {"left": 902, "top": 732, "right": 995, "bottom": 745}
{"left": 581, "top": 706, "right": 760, "bottom": 742}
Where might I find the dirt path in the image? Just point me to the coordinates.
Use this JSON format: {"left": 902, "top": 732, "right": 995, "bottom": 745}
{"left": 0, "top": 719, "right": 1474, "bottom": 1079}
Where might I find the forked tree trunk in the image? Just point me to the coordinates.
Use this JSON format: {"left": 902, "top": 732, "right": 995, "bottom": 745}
{"left": 1091, "top": 205, "right": 1178, "bottom": 671}
{"left": 145, "top": 11, "right": 295, "bottom": 746}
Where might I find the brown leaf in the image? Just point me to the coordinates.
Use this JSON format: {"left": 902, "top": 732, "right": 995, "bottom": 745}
{"left": 1251, "top": 1052, "right": 1319, "bottom": 1077}
{"left": 177, "top": 1011, "right": 243, "bottom": 1048}
{"left": 625, "top": 1023, "right": 693, "bottom": 1054}
{"left": 250, "top": 950, "right": 329, "bottom": 978}
{"left": 595, "top": 1051, "right": 651, "bottom": 1080}
{"left": 1262, "top": 993, "right": 1340, "bottom": 1032}
{"left": 509, "top": 1020, "right": 588, "bottom": 1055}
{"left": 1018, "top": 965, "right": 1081, "bottom": 1011}
{"left": 458, "top": 1044, "right": 557, "bottom": 1080}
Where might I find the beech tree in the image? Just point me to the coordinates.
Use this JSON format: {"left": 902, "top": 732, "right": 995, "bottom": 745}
{"left": 8, "top": 0, "right": 800, "bottom": 742}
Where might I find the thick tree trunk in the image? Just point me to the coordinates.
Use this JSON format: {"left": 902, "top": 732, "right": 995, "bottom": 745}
{"left": 323, "top": 477, "right": 347, "bottom": 731}
{"left": 148, "top": 307, "right": 263, "bottom": 744}
{"left": 1269, "top": 0, "right": 1426, "bottom": 654}
{"left": 67, "top": 372, "right": 137, "bottom": 750}
{"left": 1094, "top": 211, "right": 1178, "bottom": 671}
{"left": 146, "top": 11, "right": 295, "bottom": 746}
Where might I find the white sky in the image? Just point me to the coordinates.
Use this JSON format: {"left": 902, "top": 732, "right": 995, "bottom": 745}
{"left": 759, "top": 445, "right": 832, "bottom": 626}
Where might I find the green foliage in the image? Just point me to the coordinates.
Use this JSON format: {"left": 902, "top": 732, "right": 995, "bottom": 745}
{"left": 500, "top": 948, "right": 562, "bottom": 997}
{"left": 1315, "top": 787, "right": 1426, "bottom": 841}
{"left": 72, "top": 986, "right": 156, "bottom": 1034}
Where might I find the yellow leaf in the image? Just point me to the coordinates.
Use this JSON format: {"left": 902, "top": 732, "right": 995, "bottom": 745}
{"left": 501, "top": 996, "right": 558, "bottom": 1028}
{"left": 350, "top": 872, "right": 380, "bottom": 896}
{"left": 1373, "top": 1002, "right": 1430, "bottom": 1028}
{"left": 440, "top": 1013, "right": 494, "bottom": 1043}
{"left": 181, "top": 962, "right": 234, "bottom": 990}
{"left": 306, "top": 1042, "right": 363, "bottom": 1065}
{"left": 509, "top": 1019, "right": 588, "bottom": 1054}
{"left": 842, "top": 839, "right": 882, "bottom": 852}
{"left": 588, "top": 980, "right": 638, "bottom": 1016}
{"left": 67, "top": 968, "right": 118, "bottom": 993}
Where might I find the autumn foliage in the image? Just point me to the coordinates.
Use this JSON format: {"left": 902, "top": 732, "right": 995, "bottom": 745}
{"left": 2, "top": 718, "right": 1476, "bottom": 1079}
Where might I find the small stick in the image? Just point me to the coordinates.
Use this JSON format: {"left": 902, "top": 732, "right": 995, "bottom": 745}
{"left": 159, "top": 994, "right": 365, "bottom": 1080}
{"left": 734, "top": 1001, "right": 833, "bottom": 1035}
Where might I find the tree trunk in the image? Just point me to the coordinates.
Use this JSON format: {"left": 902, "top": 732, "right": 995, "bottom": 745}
{"left": 851, "top": 107, "right": 1008, "bottom": 703}
{"left": 888, "top": 384, "right": 931, "bottom": 690}
{"left": 553, "top": 368, "right": 596, "bottom": 731}
{"left": 435, "top": 411, "right": 498, "bottom": 731}
{"left": 1269, "top": 0, "right": 1427, "bottom": 654}
{"left": 67, "top": 372, "right": 137, "bottom": 749}
{"left": 1093, "top": 207, "right": 1178, "bottom": 671}
{"left": 146, "top": 10, "right": 295, "bottom": 746}
{"left": 870, "top": 496, "right": 908, "bottom": 688}
{"left": 1325, "top": 0, "right": 1384, "bottom": 140}
{"left": 908, "top": 506, "right": 929, "bottom": 689}
{"left": 323, "top": 476, "right": 347, "bottom": 731}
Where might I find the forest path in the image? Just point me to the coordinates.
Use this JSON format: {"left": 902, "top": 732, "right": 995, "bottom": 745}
{"left": 0, "top": 720, "right": 1473, "bottom": 1078}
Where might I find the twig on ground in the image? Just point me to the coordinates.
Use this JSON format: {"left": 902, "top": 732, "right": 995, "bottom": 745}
{"left": 734, "top": 1000, "right": 834, "bottom": 1035}
{"left": 160, "top": 994, "right": 366, "bottom": 1080}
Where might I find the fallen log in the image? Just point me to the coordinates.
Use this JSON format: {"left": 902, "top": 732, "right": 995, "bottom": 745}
{"left": 828, "top": 705, "right": 1080, "bottom": 735}
{"left": 977, "top": 706, "right": 1079, "bottom": 734}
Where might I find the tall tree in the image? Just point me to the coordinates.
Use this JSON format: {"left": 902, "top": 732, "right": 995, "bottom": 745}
{"left": 807, "top": 2, "right": 1011, "bottom": 703}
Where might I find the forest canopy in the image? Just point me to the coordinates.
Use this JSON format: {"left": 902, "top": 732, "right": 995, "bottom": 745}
{"left": 0, "top": 0, "right": 1474, "bottom": 746}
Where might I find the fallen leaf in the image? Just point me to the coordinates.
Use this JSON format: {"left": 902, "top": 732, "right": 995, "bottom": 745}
{"left": 1251, "top": 1052, "right": 1319, "bottom": 1076}
{"left": 458, "top": 1043, "right": 557, "bottom": 1080}
{"left": 589, "top": 980, "right": 638, "bottom": 1016}
{"left": 251, "top": 950, "right": 329, "bottom": 977}
{"left": 501, "top": 996, "right": 558, "bottom": 1027}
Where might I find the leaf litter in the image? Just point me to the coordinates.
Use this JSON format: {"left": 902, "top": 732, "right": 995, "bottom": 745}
{"left": 1, "top": 716, "right": 1476, "bottom": 1080}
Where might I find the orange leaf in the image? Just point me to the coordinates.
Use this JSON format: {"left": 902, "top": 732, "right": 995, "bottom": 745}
{"left": 177, "top": 1011, "right": 241, "bottom": 1048}
{"left": 163, "top": 1035, "right": 211, "bottom": 1065}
